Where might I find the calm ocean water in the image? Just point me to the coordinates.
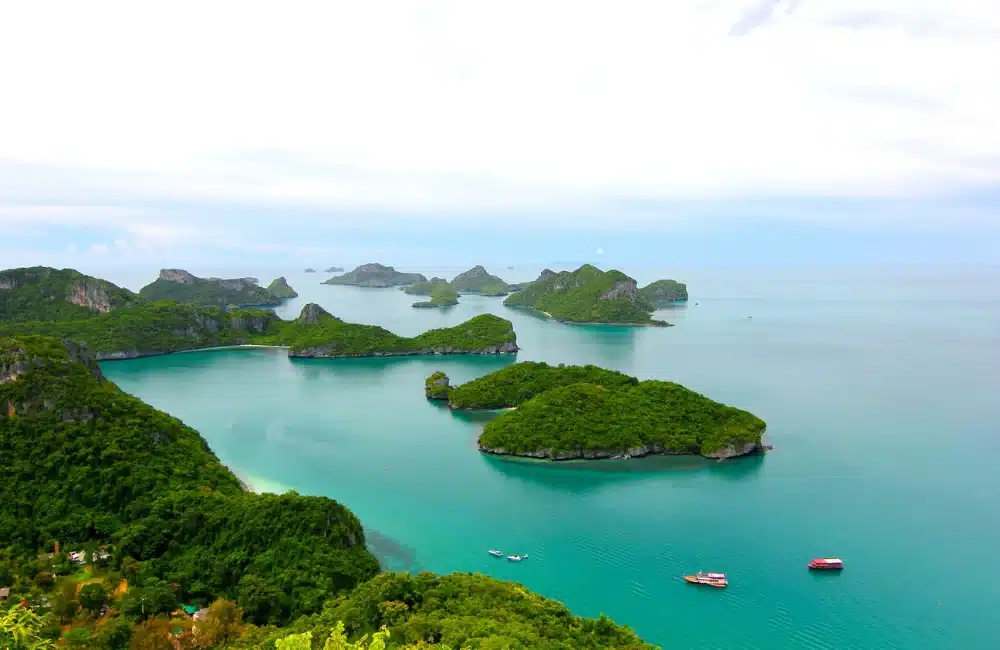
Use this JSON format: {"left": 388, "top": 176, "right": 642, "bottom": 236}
{"left": 96, "top": 265, "right": 1000, "bottom": 649}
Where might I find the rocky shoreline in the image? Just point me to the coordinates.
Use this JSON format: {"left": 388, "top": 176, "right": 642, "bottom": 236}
{"left": 478, "top": 439, "right": 772, "bottom": 462}
{"left": 290, "top": 341, "right": 518, "bottom": 358}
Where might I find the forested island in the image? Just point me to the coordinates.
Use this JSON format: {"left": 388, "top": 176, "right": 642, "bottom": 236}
{"left": 273, "top": 304, "right": 515, "bottom": 357}
{"left": 431, "top": 362, "right": 767, "bottom": 460}
{"left": 0, "top": 301, "right": 518, "bottom": 360}
{"left": 139, "top": 269, "right": 296, "bottom": 308}
{"left": 402, "top": 277, "right": 449, "bottom": 295}
{"left": 0, "top": 266, "right": 521, "bottom": 359}
{"left": 322, "top": 263, "right": 426, "bottom": 288}
{"left": 638, "top": 279, "right": 688, "bottom": 305}
{"left": 1, "top": 336, "right": 653, "bottom": 649}
{"left": 504, "top": 265, "right": 669, "bottom": 325}
{"left": 265, "top": 276, "right": 299, "bottom": 299}
{"left": 411, "top": 284, "right": 459, "bottom": 308}
{"left": 449, "top": 265, "right": 517, "bottom": 295}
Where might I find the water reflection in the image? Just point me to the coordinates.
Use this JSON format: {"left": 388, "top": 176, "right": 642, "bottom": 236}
{"left": 364, "top": 528, "right": 420, "bottom": 572}
{"left": 479, "top": 452, "right": 765, "bottom": 494}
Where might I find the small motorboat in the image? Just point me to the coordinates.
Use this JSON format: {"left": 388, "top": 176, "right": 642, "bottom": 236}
{"left": 507, "top": 554, "right": 528, "bottom": 562}
{"left": 683, "top": 572, "right": 727, "bottom": 588}
{"left": 808, "top": 558, "right": 844, "bottom": 570}
{"left": 488, "top": 549, "right": 503, "bottom": 558}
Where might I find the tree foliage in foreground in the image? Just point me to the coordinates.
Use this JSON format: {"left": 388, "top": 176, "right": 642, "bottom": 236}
{"left": 0, "top": 335, "right": 378, "bottom": 626}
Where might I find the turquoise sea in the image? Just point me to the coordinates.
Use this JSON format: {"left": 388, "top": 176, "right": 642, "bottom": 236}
{"left": 96, "top": 265, "right": 1000, "bottom": 649}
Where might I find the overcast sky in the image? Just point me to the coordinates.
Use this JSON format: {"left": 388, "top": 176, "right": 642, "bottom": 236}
{"left": 2, "top": 0, "right": 998, "bottom": 267}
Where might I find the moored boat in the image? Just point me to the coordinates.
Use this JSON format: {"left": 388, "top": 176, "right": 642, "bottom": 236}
{"left": 808, "top": 558, "right": 844, "bottom": 570}
{"left": 507, "top": 554, "right": 528, "bottom": 561}
{"left": 683, "top": 571, "right": 727, "bottom": 587}
{"left": 488, "top": 549, "right": 503, "bottom": 557}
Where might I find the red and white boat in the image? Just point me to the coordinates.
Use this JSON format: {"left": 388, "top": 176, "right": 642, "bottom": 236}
{"left": 808, "top": 558, "right": 844, "bottom": 570}
{"left": 683, "top": 572, "right": 728, "bottom": 587}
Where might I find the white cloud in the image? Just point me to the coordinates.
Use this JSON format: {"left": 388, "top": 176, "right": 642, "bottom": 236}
{"left": 596, "top": 248, "right": 605, "bottom": 255}
{"left": 0, "top": 0, "right": 998, "bottom": 218}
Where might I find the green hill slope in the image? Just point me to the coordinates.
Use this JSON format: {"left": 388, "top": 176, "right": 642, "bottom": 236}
{"left": 504, "top": 265, "right": 665, "bottom": 325}
{"left": 0, "top": 266, "right": 140, "bottom": 323}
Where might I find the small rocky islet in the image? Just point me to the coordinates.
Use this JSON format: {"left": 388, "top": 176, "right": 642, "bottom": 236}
{"left": 425, "top": 362, "right": 768, "bottom": 461}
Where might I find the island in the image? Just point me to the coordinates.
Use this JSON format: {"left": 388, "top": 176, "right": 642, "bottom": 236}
{"left": 139, "top": 269, "right": 294, "bottom": 307}
{"left": 442, "top": 361, "right": 768, "bottom": 460}
{"left": 324, "top": 265, "right": 345, "bottom": 273}
{"left": 322, "top": 263, "right": 426, "bottom": 288}
{"left": 639, "top": 278, "right": 689, "bottom": 305}
{"left": 305, "top": 267, "right": 317, "bottom": 273}
{"left": 277, "top": 304, "right": 515, "bottom": 357}
{"left": 1, "top": 335, "right": 651, "bottom": 649}
{"left": 411, "top": 284, "right": 460, "bottom": 308}
{"left": 425, "top": 371, "right": 451, "bottom": 399}
{"left": 503, "top": 264, "right": 669, "bottom": 325}
{"left": 265, "top": 276, "right": 299, "bottom": 299}
{"left": 1, "top": 266, "right": 141, "bottom": 323}
{"left": 0, "top": 298, "right": 519, "bottom": 360}
{"left": 403, "top": 277, "right": 449, "bottom": 295}
{"left": 450, "top": 265, "right": 517, "bottom": 295}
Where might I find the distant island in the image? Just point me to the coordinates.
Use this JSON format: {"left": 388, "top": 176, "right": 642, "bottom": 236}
{"left": 139, "top": 269, "right": 296, "bottom": 308}
{"left": 324, "top": 265, "right": 345, "bottom": 273}
{"left": 304, "top": 267, "right": 317, "bottom": 273}
{"left": 411, "top": 284, "right": 459, "bottom": 308}
{"left": 265, "top": 276, "right": 299, "bottom": 299}
{"left": 405, "top": 266, "right": 520, "bottom": 298}
{"left": 639, "top": 279, "right": 688, "bottom": 305}
{"left": 432, "top": 362, "right": 767, "bottom": 460}
{"left": 281, "top": 304, "right": 515, "bottom": 357}
{"left": 504, "top": 264, "right": 670, "bottom": 325}
{"left": 403, "top": 277, "right": 449, "bottom": 295}
{"left": 322, "top": 263, "right": 427, "bottom": 288}
{"left": 1, "top": 266, "right": 141, "bottom": 323}
{"left": 450, "top": 265, "right": 517, "bottom": 295}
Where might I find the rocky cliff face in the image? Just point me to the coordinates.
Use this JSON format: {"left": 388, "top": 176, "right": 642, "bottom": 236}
{"left": 158, "top": 269, "right": 199, "bottom": 284}
{"left": 425, "top": 372, "right": 451, "bottom": 400}
{"left": 67, "top": 279, "right": 119, "bottom": 312}
{"left": 478, "top": 439, "right": 766, "bottom": 461}
{"left": 599, "top": 278, "right": 638, "bottom": 302}
{"left": 296, "top": 303, "right": 334, "bottom": 325}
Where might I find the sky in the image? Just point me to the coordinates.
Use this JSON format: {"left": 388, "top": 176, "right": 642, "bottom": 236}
{"left": 1, "top": 0, "right": 999, "bottom": 269}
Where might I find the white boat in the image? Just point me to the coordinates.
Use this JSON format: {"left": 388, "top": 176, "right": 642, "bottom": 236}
{"left": 488, "top": 549, "right": 503, "bottom": 557}
{"left": 507, "top": 554, "right": 528, "bottom": 561}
